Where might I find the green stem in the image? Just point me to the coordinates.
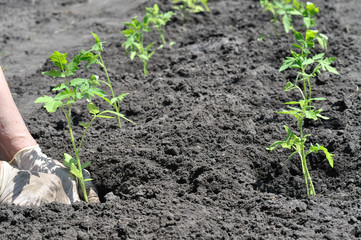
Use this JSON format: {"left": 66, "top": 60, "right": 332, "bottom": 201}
{"left": 159, "top": 31, "right": 166, "bottom": 45}
{"left": 62, "top": 104, "right": 88, "bottom": 202}
{"left": 77, "top": 116, "right": 97, "bottom": 153}
{"left": 298, "top": 112, "right": 315, "bottom": 197}
{"left": 99, "top": 54, "right": 121, "bottom": 128}
{"left": 143, "top": 60, "right": 148, "bottom": 76}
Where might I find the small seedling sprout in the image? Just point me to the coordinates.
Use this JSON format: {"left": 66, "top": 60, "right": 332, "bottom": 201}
{"left": 173, "top": 0, "right": 210, "bottom": 23}
{"left": 267, "top": 29, "right": 338, "bottom": 197}
{"left": 145, "top": 3, "right": 176, "bottom": 48}
{"left": 121, "top": 15, "right": 155, "bottom": 76}
{"left": 35, "top": 47, "right": 134, "bottom": 202}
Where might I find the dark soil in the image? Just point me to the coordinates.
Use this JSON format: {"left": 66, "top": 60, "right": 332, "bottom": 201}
{"left": 1, "top": 0, "right": 361, "bottom": 239}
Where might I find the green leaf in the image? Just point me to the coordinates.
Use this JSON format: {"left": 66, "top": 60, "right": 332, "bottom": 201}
{"left": 305, "top": 110, "right": 317, "bottom": 120}
{"left": 294, "top": 31, "right": 304, "bottom": 42}
{"left": 100, "top": 110, "right": 135, "bottom": 124}
{"left": 81, "top": 161, "right": 91, "bottom": 169}
{"left": 64, "top": 153, "right": 77, "bottom": 168}
{"left": 121, "top": 28, "right": 136, "bottom": 37}
{"left": 35, "top": 95, "right": 63, "bottom": 113}
{"left": 70, "top": 164, "right": 83, "bottom": 179}
{"left": 49, "top": 51, "right": 68, "bottom": 70}
{"left": 305, "top": 29, "right": 317, "bottom": 40}
{"left": 284, "top": 101, "right": 301, "bottom": 105}
{"left": 309, "top": 97, "right": 326, "bottom": 101}
{"left": 70, "top": 78, "right": 88, "bottom": 86}
{"left": 282, "top": 14, "right": 292, "bottom": 33}
{"left": 291, "top": 44, "right": 302, "bottom": 49}
{"left": 302, "top": 58, "right": 314, "bottom": 66}
{"left": 317, "top": 33, "right": 328, "bottom": 50}
{"left": 306, "top": 144, "right": 334, "bottom": 167}
{"left": 89, "top": 87, "right": 107, "bottom": 97}
{"left": 91, "top": 32, "right": 100, "bottom": 43}
{"left": 42, "top": 70, "right": 65, "bottom": 78}
{"left": 280, "top": 57, "right": 295, "bottom": 72}
{"left": 130, "top": 51, "right": 137, "bottom": 60}
{"left": 284, "top": 82, "right": 296, "bottom": 91}
{"left": 96, "top": 114, "right": 115, "bottom": 119}
{"left": 325, "top": 64, "right": 339, "bottom": 75}
{"left": 65, "top": 61, "right": 80, "bottom": 76}
{"left": 79, "top": 123, "right": 87, "bottom": 128}
{"left": 312, "top": 53, "right": 325, "bottom": 60}
{"left": 54, "top": 90, "right": 72, "bottom": 101}
{"left": 117, "top": 93, "right": 129, "bottom": 102}
{"left": 87, "top": 103, "right": 99, "bottom": 115}
{"left": 52, "top": 83, "right": 68, "bottom": 91}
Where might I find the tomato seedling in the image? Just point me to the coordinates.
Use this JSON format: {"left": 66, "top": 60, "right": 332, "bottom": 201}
{"left": 267, "top": 30, "right": 338, "bottom": 197}
{"left": 81, "top": 32, "right": 131, "bottom": 129}
{"left": 145, "top": 3, "right": 176, "bottom": 48}
{"left": 121, "top": 15, "right": 155, "bottom": 76}
{"left": 260, "top": 0, "right": 294, "bottom": 36}
{"left": 259, "top": 0, "right": 319, "bottom": 36}
{"left": 35, "top": 50, "right": 133, "bottom": 202}
{"left": 173, "top": 0, "right": 210, "bottom": 23}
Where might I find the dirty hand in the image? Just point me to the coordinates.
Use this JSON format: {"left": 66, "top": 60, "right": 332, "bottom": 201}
{"left": 9, "top": 145, "right": 99, "bottom": 203}
{"left": 0, "top": 160, "right": 70, "bottom": 205}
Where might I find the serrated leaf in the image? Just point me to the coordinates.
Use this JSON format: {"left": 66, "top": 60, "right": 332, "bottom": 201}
{"left": 122, "top": 29, "right": 136, "bottom": 36}
{"left": 65, "top": 61, "right": 79, "bottom": 76}
{"left": 130, "top": 51, "right": 137, "bottom": 60}
{"left": 87, "top": 103, "right": 99, "bottom": 115}
{"left": 52, "top": 83, "right": 68, "bottom": 91}
{"left": 70, "top": 78, "right": 88, "bottom": 86}
{"left": 55, "top": 90, "right": 72, "bottom": 101}
{"left": 35, "top": 95, "right": 63, "bottom": 113}
{"left": 282, "top": 14, "right": 292, "bottom": 33}
{"left": 294, "top": 31, "right": 304, "bottom": 42}
{"left": 313, "top": 53, "right": 325, "bottom": 60}
{"left": 42, "top": 70, "right": 65, "bottom": 78}
{"left": 305, "top": 110, "right": 317, "bottom": 120}
{"left": 305, "top": 29, "right": 317, "bottom": 40}
{"left": 307, "top": 144, "right": 334, "bottom": 167}
{"left": 49, "top": 51, "right": 68, "bottom": 70}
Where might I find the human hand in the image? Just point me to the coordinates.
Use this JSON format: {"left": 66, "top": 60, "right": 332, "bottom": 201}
{"left": 9, "top": 145, "right": 99, "bottom": 203}
{"left": 0, "top": 161, "right": 70, "bottom": 205}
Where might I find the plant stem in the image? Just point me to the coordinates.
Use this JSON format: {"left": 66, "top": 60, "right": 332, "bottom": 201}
{"left": 99, "top": 55, "right": 122, "bottom": 128}
{"left": 159, "top": 31, "right": 166, "bottom": 45}
{"left": 62, "top": 105, "right": 89, "bottom": 202}
{"left": 143, "top": 60, "right": 148, "bottom": 76}
{"left": 298, "top": 102, "right": 315, "bottom": 197}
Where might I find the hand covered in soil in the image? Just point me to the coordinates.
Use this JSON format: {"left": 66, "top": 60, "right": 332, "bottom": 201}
{"left": 0, "top": 160, "right": 70, "bottom": 205}
{"left": 8, "top": 145, "right": 99, "bottom": 204}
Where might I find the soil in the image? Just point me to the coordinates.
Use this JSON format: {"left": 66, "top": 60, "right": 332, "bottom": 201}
{"left": 1, "top": 0, "right": 361, "bottom": 239}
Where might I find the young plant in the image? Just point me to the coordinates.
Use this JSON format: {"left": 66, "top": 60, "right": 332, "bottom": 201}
{"left": 260, "top": 0, "right": 295, "bottom": 36}
{"left": 35, "top": 51, "right": 133, "bottom": 202}
{"left": 121, "top": 15, "right": 155, "bottom": 76}
{"left": 259, "top": 0, "right": 319, "bottom": 36}
{"left": 145, "top": 3, "right": 176, "bottom": 48}
{"left": 81, "top": 32, "right": 130, "bottom": 129}
{"left": 290, "top": 1, "right": 319, "bottom": 29}
{"left": 267, "top": 29, "right": 338, "bottom": 197}
{"left": 172, "top": 0, "right": 210, "bottom": 23}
